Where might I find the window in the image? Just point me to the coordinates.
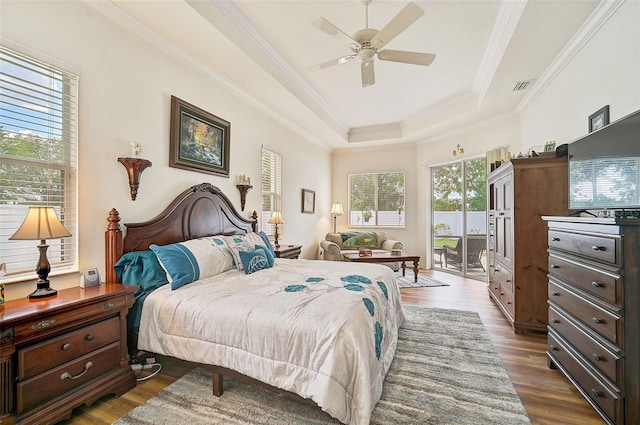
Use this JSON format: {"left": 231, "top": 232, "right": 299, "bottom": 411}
{"left": 0, "top": 46, "right": 78, "bottom": 280}
{"left": 261, "top": 147, "right": 281, "bottom": 235}
{"left": 349, "top": 171, "right": 405, "bottom": 227}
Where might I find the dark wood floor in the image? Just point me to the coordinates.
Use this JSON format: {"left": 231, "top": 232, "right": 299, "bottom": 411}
{"left": 61, "top": 269, "right": 605, "bottom": 425}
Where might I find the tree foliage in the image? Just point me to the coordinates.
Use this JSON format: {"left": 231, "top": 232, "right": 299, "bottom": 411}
{"left": 433, "top": 158, "right": 486, "bottom": 211}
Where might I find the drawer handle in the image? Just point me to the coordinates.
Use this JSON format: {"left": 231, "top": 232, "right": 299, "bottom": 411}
{"left": 506, "top": 301, "right": 512, "bottom": 305}
{"left": 550, "top": 264, "right": 559, "bottom": 269}
{"left": 551, "top": 318, "right": 560, "bottom": 324}
{"left": 591, "top": 245, "right": 606, "bottom": 251}
{"left": 86, "top": 334, "right": 94, "bottom": 341}
{"left": 62, "top": 343, "right": 71, "bottom": 351}
{"left": 591, "top": 389, "right": 603, "bottom": 398}
{"left": 30, "top": 319, "right": 56, "bottom": 330}
{"left": 549, "top": 345, "right": 558, "bottom": 351}
{"left": 60, "top": 361, "right": 93, "bottom": 381}
{"left": 593, "top": 354, "right": 603, "bottom": 362}
{"left": 593, "top": 317, "right": 604, "bottom": 324}
{"left": 551, "top": 237, "right": 560, "bottom": 242}
{"left": 493, "top": 286, "right": 498, "bottom": 290}
{"left": 102, "top": 301, "right": 115, "bottom": 309}
{"left": 551, "top": 292, "right": 560, "bottom": 297}
{"left": 592, "top": 281, "right": 604, "bottom": 288}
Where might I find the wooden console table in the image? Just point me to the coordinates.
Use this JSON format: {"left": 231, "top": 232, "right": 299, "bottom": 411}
{"left": 343, "top": 252, "right": 421, "bottom": 282}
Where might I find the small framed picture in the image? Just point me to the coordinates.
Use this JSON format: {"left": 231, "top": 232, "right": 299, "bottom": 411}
{"left": 301, "top": 188, "right": 315, "bottom": 214}
{"left": 588, "top": 105, "right": 610, "bottom": 133}
{"left": 544, "top": 141, "right": 556, "bottom": 152}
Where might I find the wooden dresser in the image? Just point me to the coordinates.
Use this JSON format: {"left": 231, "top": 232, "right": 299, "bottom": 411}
{"left": 487, "top": 156, "right": 569, "bottom": 333}
{"left": 544, "top": 216, "right": 639, "bottom": 424}
{"left": 0, "top": 284, "right": 137, "bottom": 425}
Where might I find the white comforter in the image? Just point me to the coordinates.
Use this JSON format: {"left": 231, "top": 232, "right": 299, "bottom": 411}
{"left": 138, "top": 259, "right": 405, "bottom": 425}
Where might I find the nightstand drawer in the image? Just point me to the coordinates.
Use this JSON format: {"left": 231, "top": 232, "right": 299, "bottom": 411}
{"left": 16, "top": 341, "right": 121, "bottom": 414}
{"left": 18, "top": 316, "right": 121, "bottom": 380}
{"left": 13, "top": 295, "right": 127, "bottom": 344}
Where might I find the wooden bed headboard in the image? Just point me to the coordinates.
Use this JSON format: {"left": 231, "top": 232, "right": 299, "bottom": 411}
{"left": 105, "top": 183, "right": 257, "bottom": 283}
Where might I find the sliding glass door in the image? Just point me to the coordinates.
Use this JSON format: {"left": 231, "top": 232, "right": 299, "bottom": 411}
{"left": 432, "top": 157, "right": 487, "bottom": 279}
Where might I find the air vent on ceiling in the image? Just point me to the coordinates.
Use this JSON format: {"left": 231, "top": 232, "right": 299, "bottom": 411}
{"left": 513, "top": 79, "right": 535, "bottom": 91}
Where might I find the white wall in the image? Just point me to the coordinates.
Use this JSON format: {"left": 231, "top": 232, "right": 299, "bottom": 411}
{"left": 519, "top": 1, "right": 640, "bottom": 150}
{"left": 1, "top": 1, "right": 331, "bottom": 299}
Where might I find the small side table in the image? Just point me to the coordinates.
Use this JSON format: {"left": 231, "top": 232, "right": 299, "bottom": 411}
{"left": 274, "top": 244, "right": 302, "bottom": 259}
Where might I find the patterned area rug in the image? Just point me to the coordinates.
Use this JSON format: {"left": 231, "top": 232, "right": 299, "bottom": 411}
{"left": 114, "top": 306, "right": 530, "bottom": 425}
{"left": 395, "top": 272, "right": 450, "bottom": 288}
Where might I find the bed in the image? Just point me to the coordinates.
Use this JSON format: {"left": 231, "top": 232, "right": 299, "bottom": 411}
{"left": 104, "top": 183, "right": 405, "bottom": 425}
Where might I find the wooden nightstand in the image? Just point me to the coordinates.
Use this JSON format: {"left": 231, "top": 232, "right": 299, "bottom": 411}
{"left": 0, "top": 284, "right": 137, "bottom": 425}
{"left": 274, "top": 245, "right": 302, "bottom": 259}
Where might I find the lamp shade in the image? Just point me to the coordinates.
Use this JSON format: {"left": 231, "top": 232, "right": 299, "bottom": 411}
{"left": 331, "top": 203, "right": 344, "bottom": 215}
{"left": 268, "top": 211, "right": 285, "bottom": 225}
{"left": 9, "top": 206, "right": 72, "bottom": 241}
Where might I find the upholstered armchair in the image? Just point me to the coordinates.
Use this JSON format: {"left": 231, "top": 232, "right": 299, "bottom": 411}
{"left": 320, "top": 231, "right": 403, "bottom": 270}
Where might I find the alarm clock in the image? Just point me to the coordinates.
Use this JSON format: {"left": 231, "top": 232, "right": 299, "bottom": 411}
{"left": 80, "top": 268, "right": 101, "bottom": 288}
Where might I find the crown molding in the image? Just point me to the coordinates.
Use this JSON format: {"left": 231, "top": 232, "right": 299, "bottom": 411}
{"left": 473, "top": 0, "right": 528, "bottom": 106}
{"left": 516, "top": 0, "right": 626, "bottom": 113}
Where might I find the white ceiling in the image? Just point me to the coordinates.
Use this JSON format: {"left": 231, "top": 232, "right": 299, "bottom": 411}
{"left": 92, "top": 0, "right": 601, "bottom": 150}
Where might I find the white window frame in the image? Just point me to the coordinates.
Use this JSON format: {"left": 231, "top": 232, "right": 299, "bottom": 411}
{"left": 261, "top": 146, "right": 282, "bottom": 235}
{"left": 348, "top": 170, "right": 405, "bottom": 228}
{"left": 0, "top": 45, "right": 78, "bottom": 282}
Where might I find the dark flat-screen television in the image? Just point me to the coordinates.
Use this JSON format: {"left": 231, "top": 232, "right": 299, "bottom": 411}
{"left": 569, "top": 109, "right": 640, "bottom": 211}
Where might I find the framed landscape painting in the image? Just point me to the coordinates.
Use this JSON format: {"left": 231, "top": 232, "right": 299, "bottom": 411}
{"left": 302, "top": 188, "right": 315, "bottom": 214}
{"left": 169, "top": 96, "right": 230, "bottom": 177}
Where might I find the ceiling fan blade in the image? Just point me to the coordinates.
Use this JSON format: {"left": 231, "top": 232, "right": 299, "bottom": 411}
{"left": 361, "top": 60, "right": 375, "bottom": 87}
{"left": 308, "top": 55, "right": 356, "bottom": 71}
{"left": 311, "top": 18, "right": 360, "bottom": 49}
{"left": 370, "top": 2, "right": 425, "bottom": 49}
{"left": 377, "top": 49, "right": 436, "bottom": 66}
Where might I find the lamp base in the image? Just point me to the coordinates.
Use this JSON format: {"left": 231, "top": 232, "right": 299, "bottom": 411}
{"left": 28, "top": 281, "right": 57, "bottom": 299}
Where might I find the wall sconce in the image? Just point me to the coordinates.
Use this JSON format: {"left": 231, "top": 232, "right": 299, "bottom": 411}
{"left": 9, "top": 206, "right": 72, "bottom": 298}
{"left": 453, "top": 144, "right": 464, "bottom": 156}
{"left": 268, "top": 211, "right": 284, "bottom": 248}
{"left": 118, "top": 157, "right": 152, "bottom": 200}
{"left": 236, "top": 174, "right": 252, "bottom": 211}
{"left": 330, "top": 202, "right": 344, "bottom": 233}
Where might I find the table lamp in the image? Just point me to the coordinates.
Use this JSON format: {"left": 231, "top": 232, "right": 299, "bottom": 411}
{"left": 9, "top": 206, "right": 72, "bottom": 298}
{"left": 330, "top": 202, "right": 344, "bottom": 233}
{"left": 268, "top": 211, "right": 284, "bottom": 248}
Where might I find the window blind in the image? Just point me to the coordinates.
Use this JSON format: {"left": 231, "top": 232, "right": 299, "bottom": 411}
{"left": 261, "top": 147, "right": 282, "bottom": 235}
{"left": 348, "top": 171, "right": 405, "bottom": 227}
{"left": 0, "top": 46, "right": 78, "bottom": 279}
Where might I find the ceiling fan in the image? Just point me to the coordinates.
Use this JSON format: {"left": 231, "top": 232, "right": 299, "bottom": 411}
{"left": 310, "top": 0, "right": 436, "bottom": 88}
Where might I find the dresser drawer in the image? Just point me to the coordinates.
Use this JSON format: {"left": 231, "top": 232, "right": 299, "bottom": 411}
{"left": 492, "top": 261, "right": 513, "bottom": 293}
{"left": 548, "top": 254, "right": 621, "bottom": 306}
{"left": 548, "top": 305, "right": 621, "bottom": 383}
{"left": 16, "top": 341, "right": 121, "bottom": 414}
{"left": 548, "top": 280, "right": 620, "bottom": 344}
{"left": 548, "top": 332, "right": 621, "bottom": 423}
{"left": 13, "top": 295, "right": 127, "bottom": 345}
{"left": 18, "top": 316, "right": 121, "bottom": 380}
{"left": 497, "top": 285, "right": 515, "bottom": 318}
{"left": 548, "top": 230, "right": 619, "bottom": 266}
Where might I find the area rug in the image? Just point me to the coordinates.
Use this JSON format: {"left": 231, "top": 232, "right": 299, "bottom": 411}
{"left": 395, "top": 272, "right": 450, "bottom": 288}
{"left": 113, "top": 306, "right": 530, "bottom": 425}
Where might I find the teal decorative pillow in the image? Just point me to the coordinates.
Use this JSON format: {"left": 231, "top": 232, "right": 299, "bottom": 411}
{"left": 239, "top": 250, "right": 270, "bottom": 274}
{"left": 255, "top": 244, "right": 275, "bottom": 267}
{"left": 114, "top": 250, "right": 168, "bottom": 292}
{"left": 223, "top": 233, "right": 267, "bottom": 271}
{"left": 150, "top": 236, "right": 235, "bottom": 290}
{"left": 343, "top": 232, "right": 378, "bottom": 248}
{"left": 257, "top": 231, "right": 275, "bottom": 255}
